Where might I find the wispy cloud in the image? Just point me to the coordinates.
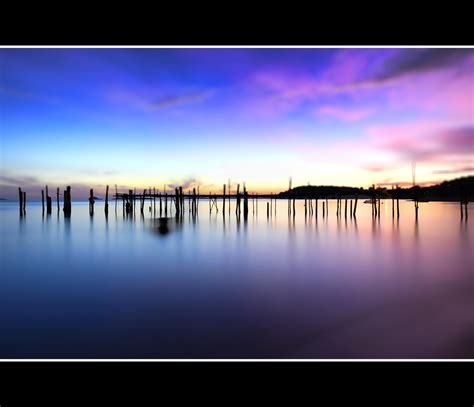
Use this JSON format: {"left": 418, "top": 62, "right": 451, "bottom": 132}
{"left": 367, "top": 123, "right": 474, "bottom": 162}
{"left": 167, "top": 177, "right": 201, "bottom": 190}
{"left": 316, "top": 105, "right": 375, "bottom": 122}
{"left": 0, "top": 174, "right": 40, "bottom": 186}
{"left": 371, "top": 49, "right": 474, "bottom": 82}
{"left": 108, "top": 89, "right": 215, "bottom": 111}
{"left": 432, "top": 166, "right": 474, "bottom": 175}
{"left": 149, "top": 90, "right": 215, "bottom": 110}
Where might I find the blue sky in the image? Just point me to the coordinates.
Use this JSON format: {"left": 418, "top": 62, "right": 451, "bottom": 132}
{"left": 1, "top": 48, "right": 473, "bottom": 199}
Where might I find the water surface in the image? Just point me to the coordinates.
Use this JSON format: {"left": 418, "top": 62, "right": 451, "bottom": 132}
{"left": 0, "top": 199, "right": 472, "bottom": 358}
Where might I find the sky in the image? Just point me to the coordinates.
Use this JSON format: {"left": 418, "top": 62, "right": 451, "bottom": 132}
{"left": 0, "top": 47, "right": 473, "bottom": 199}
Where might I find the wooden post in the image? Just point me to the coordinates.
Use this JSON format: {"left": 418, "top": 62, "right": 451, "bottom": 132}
{"left": 19, "top": 187, "right": 23, "bottom": 215}
{"left": 243, "top": 186, "right": 249, "bottom": 219}
{"left": 41, "top": 189, "right": 45, "bottom": 213}
{"left": 56, "top": 187, "right": 60, "bottom": 212}
{"left": 350, "top": 200, "right": 353, "bottom": 218}
{"left": 63, "top": 186, "right": 71, "bottom": 217}
{"left": 45, "top": 185, "right": 52, "bottom": 214}
{"left": 322, "top": 201, "right": 325, "bottom": 217}
{"left": 89, "top": 188, "right": 95, "bottom": 216}
{"left": 23, "top": 191, "right": 26, "bottom": 214}
{"left": 315, "top": 198, "right": 318, "bottom": 218}
{"left": 293, "top": 198, "right": 295, "bottom": 217}
{"left": 267, "top": 202, "right": 269, "bottom": 218}
{"left": 396, "top": 185, "right": 400, "bottom": 218}
{"left": 165, "top": 192, "right": 168, "bottom": 216}
{"left": 159, "top": 193, "right": 162, "bottom": 216}
{"left": 236, "top": 184, "right": 241, "bottom": 215}
{"left": 304, "top": 198, "right": 307, "bottom": 217}
{"left": 344, "top": 199, "right": 347, "bottom": 219}
{"left": 115, "top": 184, "right": 118, "bottom": 213}
{"left": 175, "top": 188, "right": 179, "bottom": 214}
{"left": 133, "top": 188, "right": 136, "bottom": 213}
{"left": 105, "top": 185, "right": 109, "bottom": 215}
{"left": 223, "top": 184, "right": 226, "bottom": 213}
{"left": 391, "top": 185, "right": 395, "bottom": 218}
{"left": 353, "top": 192, "right": 358, "bottom": 218}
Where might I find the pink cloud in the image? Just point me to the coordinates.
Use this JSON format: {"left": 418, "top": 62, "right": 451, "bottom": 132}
{"left": 367, "top": 122, "right": 474, "bottom": 162}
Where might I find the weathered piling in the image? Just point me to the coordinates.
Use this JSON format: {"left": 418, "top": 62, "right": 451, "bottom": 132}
{"left": 63, "top": 186, "right": 71, "bottom": 217}
{"left": 23, "top": 191, "right": 26, "bottom": 214}
{"left": 396, "top": 184, "right": 400, "bottom": 218}
{"left": 179, "top": 186, "right": 184, "bottom": 215}
{"left": 159, "top": 193, "right": 162, "bottom": 216}
{"left": 165, "top": 193, "right": 168, "bottom": 216}
{"left": 236, "top": 184, "right": 241, "bottom": 216}
{"left": 89, "top": 188, "right": 95, "bottom": 216}
{"left": 228, "top": 179, "right": 231, "bottom": 216}
{"left": 353, "top": 193, "right": 359, "bottom": 217}
{"left": 105, "top": 185, "right": 109, "bottom": 216}
{"left": 192, "top": 187, "right": 197, "bottom": 214}
{"left": 350, "top": 200, "right": 353, "bottom": 218}
{"left": 293, "top": 198, "right": 295, "bottom": 217}
{"left": 315, "top": 198, "right": 318, "bottom": 218}
{"left": 243, "top": 186, "right": 249, "bottom": 219}
{"left": 344, "top": 199, "right": 347, "bottom": 219}
{"left": 133, "top": 188, "right": 136, "bottom": 213}
{"left": 304, "top": 198, "right": 307, "bottom": 217}
{"left": 115, "top": 184, "right": 118, "bottom": 213}
{"left": 288, "top": 177, "right": 292, "bottom": 216}
{"left": 46, "top": 185, "right": 52, "bottom": 214}
{"left": 220, "top": 185, "right": 225, "bottom": 213}
{"left": 56, "top": 187, "right": 60, "bottom": 212}
{"left": 41, "top": 189, "right": 45, "bottom": 213}
{"left": 18, "top": 187, "right": 24, "bottom": 215}
{"left": 127, "top": 190, "right": 133, "bottom": 215}
{"left": 267, "top": 202, "right": 269, "bottom": 218}
{"left": 413, "top": 185, "right": 420, "bottom": 220}
{"left": 139, "top": 189, "right": 144, "bottom": 214}
{"left": 175, "top": 188, "right": 180, "bottom": 214}
{"left": 391, "top": 185, "right": 395, "bottom": 218}
{"left": 322, "top": 201, "right": 325, "bottom": 217}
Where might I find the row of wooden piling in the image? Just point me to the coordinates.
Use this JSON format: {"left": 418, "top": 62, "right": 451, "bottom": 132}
{"left": 16, "top": 184, "right": 470, "bottom": 221}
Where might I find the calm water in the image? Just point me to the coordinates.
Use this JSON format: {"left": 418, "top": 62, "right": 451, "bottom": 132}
{"left": 0, "top": 199, "right": 472, "bottom": 358}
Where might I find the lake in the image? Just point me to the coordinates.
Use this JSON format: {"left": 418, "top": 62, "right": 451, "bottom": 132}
{"left": 0, "top": 198, "right": 472, "bottom": 358}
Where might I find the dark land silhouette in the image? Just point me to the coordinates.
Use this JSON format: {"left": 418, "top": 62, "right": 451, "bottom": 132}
{"left": 278, "top": 176, "right": 473, "bottom": 201}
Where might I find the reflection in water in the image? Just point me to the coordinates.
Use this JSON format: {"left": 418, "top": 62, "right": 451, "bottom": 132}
{"left": 0, "top": 200, "right": 472, "bottom": 358}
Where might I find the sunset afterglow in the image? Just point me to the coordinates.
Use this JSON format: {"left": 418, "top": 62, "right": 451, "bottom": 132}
{"left": 1, "top": 47, "right": 473, "bottom": 199}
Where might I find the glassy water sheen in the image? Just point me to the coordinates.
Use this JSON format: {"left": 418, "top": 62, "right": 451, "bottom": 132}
{"left": 0, "top": 199, "right": 473, "bottom": 358}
